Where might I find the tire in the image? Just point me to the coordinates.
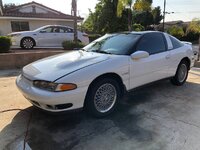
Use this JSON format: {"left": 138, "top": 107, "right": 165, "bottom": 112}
{"left": 85, "top": 78, "right": 120, "bottom": 117}
{"left": 21, "top": 38, "right": 35, "bottom": 49}
{"left": 171, "top": 60, "right": 189, "bottom": 86}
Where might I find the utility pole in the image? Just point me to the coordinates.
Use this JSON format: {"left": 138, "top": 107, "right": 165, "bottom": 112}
{"left": 72, "top": 0, "right": 78, "bottom": 43}
{"left": 0, "top": 0, "right": 3, "bottom": 16}
{"left": 126, "top": 1, "right": 132, "bottom": 31}
{"left": 162, "top": 0, "right": 166, "bottom": 32}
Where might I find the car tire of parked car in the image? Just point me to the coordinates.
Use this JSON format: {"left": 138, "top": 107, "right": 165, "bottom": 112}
{"left": 171, "top": 60, "right": 189, "bottom": 86}
{"left": 21, "top": 37, "right": 35, "bottom": 49}
{"left": 85, "top": 78, "right": 120, "bottom": 117}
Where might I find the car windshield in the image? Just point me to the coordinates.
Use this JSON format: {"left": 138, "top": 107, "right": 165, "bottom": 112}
{"left": 83, "top": 33, "right": 141, "bottom": 55}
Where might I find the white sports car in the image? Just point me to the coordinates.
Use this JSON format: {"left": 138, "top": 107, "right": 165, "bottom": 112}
{"left": 16, "top": 31, "right": 196, "bottom": 117}
{"left": 8, "top": 25, "right": 89, "bottom": 49}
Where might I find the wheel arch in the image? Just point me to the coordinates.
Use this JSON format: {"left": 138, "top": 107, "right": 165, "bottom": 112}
{"left": 84, "top": 73, "right": 126, "bottom": 106}
{"left": 180, "top": 57, "right": 191, "bottom": 70}
{"left": 20, "top": 36, "right": 36, "bottom": 47}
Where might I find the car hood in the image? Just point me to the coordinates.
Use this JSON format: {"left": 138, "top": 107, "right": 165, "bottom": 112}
{"left": 22, "top": 51, "right": 110, "bottom": 81}
{"left": 8, "top": 31, "right": 34, "bottom": 35}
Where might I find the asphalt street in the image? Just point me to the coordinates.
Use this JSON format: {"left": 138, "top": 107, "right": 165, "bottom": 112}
{"left": 0, "top": 68, "right": 200, "bottom": 150}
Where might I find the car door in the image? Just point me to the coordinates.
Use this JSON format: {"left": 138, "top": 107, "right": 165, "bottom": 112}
{"left": 129, "top": 32, "right": 171, "bottom": 89}
{"left": 37, "top": 26, "right": 59, "bottom": 47}
{"left": 65, "top": 27, "right": 74, "bottom": 41}
{"left": 167, "top": 35, "right": 187, "bottom": 76}
{"left": 57, "top": 27, "right": 73, "bottom": 45}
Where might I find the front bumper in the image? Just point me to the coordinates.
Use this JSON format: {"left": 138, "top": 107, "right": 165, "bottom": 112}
{"left": 16, "top": 75, "right": 87, "bottom": 112}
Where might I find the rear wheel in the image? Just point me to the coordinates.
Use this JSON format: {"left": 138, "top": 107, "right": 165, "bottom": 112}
{"left": 171, "top": 60, "right": 189, "bottom": 86}
{"left": 85, "top": 78, "right": 120, "bottom": 117}
{"left": 21, "top": 38, "right": 35, "bottom": 49}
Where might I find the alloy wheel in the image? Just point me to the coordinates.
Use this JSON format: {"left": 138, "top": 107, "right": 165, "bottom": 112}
{"left": 94, "top": 83, "right": 117, "bottom": 113}
{"left": 178, "top": 64, "right": 187, "bottom": 83}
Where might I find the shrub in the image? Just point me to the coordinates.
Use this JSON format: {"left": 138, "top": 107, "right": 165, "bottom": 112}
{"left": 132, "top": 24, "right": 145, "bottom": 31}
{"left": 183, "top": 19, "right": 200, "bottom": 42}
{"left": 62, "top": 41, "right": 85, "bottom": 50}
{"left": 0, "top": 36, "right": 11, "bottom": 53}
{"left": 181, "top": 31, "right": 199, "bottom": 42}
{"left": 167, "top": 25, "right": 184, "bottom": 39}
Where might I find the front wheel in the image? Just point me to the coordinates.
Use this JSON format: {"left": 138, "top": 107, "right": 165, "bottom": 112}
{"left": 85, "top": 78, "right": 120, "bottom": 117}
{"left": 21, "top": 38, "right": 35, "bottom": 49}
{"left": 171, "top": 60, "right": 189, "bottom": 86}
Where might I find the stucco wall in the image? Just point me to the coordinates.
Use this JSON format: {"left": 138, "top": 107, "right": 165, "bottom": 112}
{"left": 0, "top": 19, "right": 12, "bottom": 35}
{"left": 0, "top": 50, "right": 64, "bottom": 69}
{"left": 0, "top": 19, "right": 74, "bottom": 35}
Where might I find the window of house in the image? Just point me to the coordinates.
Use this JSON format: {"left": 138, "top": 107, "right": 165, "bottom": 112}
{"left": 11, "top": 21, "right": 30, "bottom": 32}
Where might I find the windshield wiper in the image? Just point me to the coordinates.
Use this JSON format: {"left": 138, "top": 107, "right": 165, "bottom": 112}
{"left": 92, "top": 50, "right": 112, "bottom": 54}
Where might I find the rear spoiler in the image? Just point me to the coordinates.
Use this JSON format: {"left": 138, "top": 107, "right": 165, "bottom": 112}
{"left": 182, "top": 41, "right": 199, "bottom": 60}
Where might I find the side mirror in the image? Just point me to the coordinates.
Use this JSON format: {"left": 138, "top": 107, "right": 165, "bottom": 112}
{"left": 40, "top": 30, "right": 46, "bottom": 33}
{"left": 131, "top": 51, "right": 149, "bottom": 60}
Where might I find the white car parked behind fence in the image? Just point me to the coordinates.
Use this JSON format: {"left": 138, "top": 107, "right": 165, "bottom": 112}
{"left": 8, "top": 25, "right": 89, "bottom": 49}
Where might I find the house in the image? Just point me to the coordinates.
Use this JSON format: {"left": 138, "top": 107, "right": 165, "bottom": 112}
{"left": 0, "top": 1, "right": 83, "bottom": 35}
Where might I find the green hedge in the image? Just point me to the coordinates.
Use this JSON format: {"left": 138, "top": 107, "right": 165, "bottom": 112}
{"left": 167, "top": 25, "right": 185, "bottom": 39}
{"left": 132, "top": 24, "right": 145, "bottom": 31}
{"left": 180, "top": 32, "right": 199, "bottom": 42}
{"left": 0, "top": 36, "right": 11, "bottom": 53}
{"left": 62, "top": 41, "right": 85, "bottom": 50}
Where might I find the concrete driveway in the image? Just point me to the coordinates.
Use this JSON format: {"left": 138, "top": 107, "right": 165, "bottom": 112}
{"left": 0, "top": 69, "right": 200, "bottom": 150}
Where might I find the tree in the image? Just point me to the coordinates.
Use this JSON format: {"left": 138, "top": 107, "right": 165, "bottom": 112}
{"left": 133, "top": 0, "right": 152, "bottom": 11}
{"left": 132, "top": 0, "right": 162, "bottom": 29}
{"left": 83, "top": 0, "right": 162, "bottom": 33}
{"left": 82, "top": 0, "right": 128, "bottom": 34}
{"left": 117, "top": 0, "right": 132, "bottom": 30}
{"left": 81, "top": 10, "right": 95, "bottom": 33}
{"left": 3, "top": 3, "right": 17, "bottom": 9}
{"left": 132, "top": 11, "right": 153, "bottom": 28}
{"left": 152, "top": 6, "right": 162, "bottom": 25}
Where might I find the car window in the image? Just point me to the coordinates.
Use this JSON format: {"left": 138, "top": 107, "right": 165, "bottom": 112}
{"left": 52, "top": 27, "right": 60, "bottom": 33}
{"left": 59, "top": 27, "right": 66, "bottom": 33}
{"left": 66, "top": 28, "right": 74, "bottom": 33}
{"left": 169, "top": 35, "right": 184, "bottom": 49}
{"left": 42, "top": 27, "right": 53, "bottom": 33}
{"left": 136, "top": 33, "right": 166, "bottom": 55}
{"left": 84, "top": 33, "right": 141, "bottom": 55}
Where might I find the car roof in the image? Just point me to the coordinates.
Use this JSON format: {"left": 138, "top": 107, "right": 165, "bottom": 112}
{"left": 131, "top": 31, "right": 163, "bottom": 34}
{"left": 41, "top": 25, "right": 73, "bottom": 29}
{"left": 109, "top": 31, "right": 164, "bottom": 35}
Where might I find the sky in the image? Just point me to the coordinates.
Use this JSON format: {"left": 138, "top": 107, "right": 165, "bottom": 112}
{"left": 2, "top": 0, "right": 200, "bottom": 22}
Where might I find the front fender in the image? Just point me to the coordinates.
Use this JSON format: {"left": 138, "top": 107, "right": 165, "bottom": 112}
{"left": 55, "top": 56, "right": 130, "bottom": 91}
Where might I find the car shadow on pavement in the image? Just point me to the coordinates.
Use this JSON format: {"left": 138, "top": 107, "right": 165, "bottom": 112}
{"left": 1, "top": 80, "right": 200, "bottom": 150}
